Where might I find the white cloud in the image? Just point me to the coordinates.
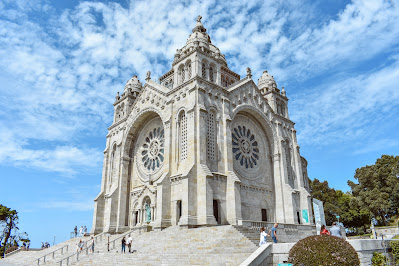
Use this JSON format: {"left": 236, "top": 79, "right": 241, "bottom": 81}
{"left": 291, "top": 58, "right": 399, "bottom": 146}
{"left": 0, "top": 0, "right": 398, "bottom": 175}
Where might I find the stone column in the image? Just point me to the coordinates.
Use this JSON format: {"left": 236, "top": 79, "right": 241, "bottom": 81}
{"left": 91, "top": 151, "right": 108, "bottom": 234}
{"left": 224, "top": 114, "right": 242, "bottom": 225}
{"left": 184, "top": 65, "right": 188, "bottom": 81}
{"left": 216, "top": 67, "right": 221, "bottom": 86}
{"left": 272, "top": 152, "right": 286, "bottom": 223}
{"left": 116, "top": 156, "right": 130, "bottom": 233}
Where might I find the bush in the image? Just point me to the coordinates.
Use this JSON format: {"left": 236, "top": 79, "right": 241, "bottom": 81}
{"left": 288, "top": 235, "right": 360, "bottom": 266}
{"left": 371, "top": 252, "right": 386, "bottom": 266}
{"left": 391, "top": 234, "right": 399, "bottom": 263}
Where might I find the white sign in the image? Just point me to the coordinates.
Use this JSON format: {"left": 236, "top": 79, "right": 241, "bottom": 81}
{"left": 313, "top": 198, "right": 326, "bottom": 226}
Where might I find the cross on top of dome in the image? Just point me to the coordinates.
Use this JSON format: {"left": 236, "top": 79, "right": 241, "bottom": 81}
{"left": 192, "top": 14, "right": 207, "bottom": 34}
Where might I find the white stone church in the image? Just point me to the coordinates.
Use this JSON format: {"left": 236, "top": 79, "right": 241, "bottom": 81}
{"left": 91, "top": 16, "right": 313, "bottom": 234}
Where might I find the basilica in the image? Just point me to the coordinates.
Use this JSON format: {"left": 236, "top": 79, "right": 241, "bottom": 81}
{"left": 91, "top": 16, "right": 312, "bottom": 234}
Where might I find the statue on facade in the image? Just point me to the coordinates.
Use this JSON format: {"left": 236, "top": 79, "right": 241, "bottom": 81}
{"left": 246, "top": 67, "right": 252, "bottom": 78}
{"left": 145, "top": 202, "right": 151, "bottom": 223}
{"left": 146, "top": 71, "right": 151, "bottom": 82}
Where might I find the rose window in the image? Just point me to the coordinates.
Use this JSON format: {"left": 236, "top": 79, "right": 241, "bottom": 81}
{"left": 232, "top": 125, "right": 259, "bottom": 168}
{"left": 141, "top": 127, "right": 164, "bottom": 171}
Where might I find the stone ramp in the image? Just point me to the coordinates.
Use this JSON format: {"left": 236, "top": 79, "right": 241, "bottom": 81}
{"left": 73, "top": 225, "right": 257, "bottom": 265}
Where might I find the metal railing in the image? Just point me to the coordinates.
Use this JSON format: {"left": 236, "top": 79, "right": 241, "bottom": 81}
{"left": 37, "top": 245, "right": 68, "bottom": 265}
{"left": 106, "top": 227, "right": 142, "bottom": 252}
{"left": 56, "top": 232, "right": 107, "bottom": 265}
{"left": 4, "top": 247, "right": 22, "bottom": 258}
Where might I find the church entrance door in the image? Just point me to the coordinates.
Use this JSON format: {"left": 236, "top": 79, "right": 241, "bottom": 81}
{"left": 213, "top": 200, "right": 220, "bottom": 224}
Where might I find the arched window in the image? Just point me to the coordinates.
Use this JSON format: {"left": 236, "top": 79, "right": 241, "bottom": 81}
{"left": 209, "top": 66, "right": 214, "bottom": 82}
{"left": 179, "top": 111, "right": 187, "bottom": 161}
{"left": 181, "top": 67, "right": 185, "bottom": 83}
{"left": 207, "top": 111, "right": 216, "bottom": 161}
{"left": 187, "top": 62, "right": 192, "bottom": 79}
{"left": 202, "top": 63, "right": 206, "bottom": 79}
{"left": 109, "top": 144, "right": 117, "bottom": 188}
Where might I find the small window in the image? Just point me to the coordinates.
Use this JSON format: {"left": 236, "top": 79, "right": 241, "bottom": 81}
{"left": 262, "top": 209, "right": 267, "bottom": 222}
{"left": 209, "top": 66, "right": 214, "bottom": 82}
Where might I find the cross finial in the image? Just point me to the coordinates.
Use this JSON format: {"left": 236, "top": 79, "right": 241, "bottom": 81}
{"left": 197, "top": 15, "right": 202, "bottom": 23}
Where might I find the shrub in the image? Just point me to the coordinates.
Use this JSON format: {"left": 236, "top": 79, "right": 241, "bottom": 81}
{"left": 288, "top": 235, "right": 360, "bottom": 266}
{"left": 371, "top": 252, "right": 386, "bottom": 266}
{"left": 391, "top": 234, "right": 399, "bottom": 263}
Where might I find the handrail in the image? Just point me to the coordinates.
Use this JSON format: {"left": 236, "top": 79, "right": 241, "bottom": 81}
{"left": 106, "top": 227, "right": 143, "bottom": 251}
{"left": 37, "top": 244, "right": 68, "bottom": 265}
{"left": 56, "top": 232, "right": 106, "bottom": 265}
{"left": 4, "top": 247, "right": 22, "bottom": 258}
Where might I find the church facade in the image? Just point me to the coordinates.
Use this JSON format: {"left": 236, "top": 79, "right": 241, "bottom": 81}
{"left": 91, "top": 16, "right": 312, "bottom": 234}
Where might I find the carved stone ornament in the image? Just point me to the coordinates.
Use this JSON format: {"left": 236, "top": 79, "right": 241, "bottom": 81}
{"left": 135, "top": 117, "right": 165, "bottom": 181}
{"left": 231, "top": 114, "right": 272, "bottom": 181}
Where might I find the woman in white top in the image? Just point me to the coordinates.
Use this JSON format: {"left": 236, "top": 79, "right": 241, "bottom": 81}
{"left": 259, "top": 227, "right": 269, "bottom": 246}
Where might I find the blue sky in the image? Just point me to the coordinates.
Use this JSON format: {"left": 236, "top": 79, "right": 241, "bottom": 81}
{"left": 1, "top": 0, "right": 398, "bottom": 248}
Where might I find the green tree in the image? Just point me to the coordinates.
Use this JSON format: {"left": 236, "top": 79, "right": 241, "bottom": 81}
{"left": 309, "top": 179, "right": 369, "bottom": 230}
{"left": 309, "top": 178, "right": 340, "bottom": 225}
{"left": 348, "top": 155, "right": 399, "bottom": 225}
{"left": 0, "top": 204, "right": 20, "bottom": 257}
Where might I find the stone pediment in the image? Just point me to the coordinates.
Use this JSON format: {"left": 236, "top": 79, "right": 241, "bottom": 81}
{"left": 227, "top": 78, "right": 273, "bottom": 115}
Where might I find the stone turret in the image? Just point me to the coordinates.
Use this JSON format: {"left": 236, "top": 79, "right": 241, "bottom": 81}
{"left": 113, "top": 74, "right": 143, "bottom": 124}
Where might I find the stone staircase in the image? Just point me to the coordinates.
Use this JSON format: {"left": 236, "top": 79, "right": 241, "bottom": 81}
{"left": 72, "top": 225, "right": 257, "bottom": 265}
{"left": 1, "top": 235, "right": 92, "bottom": 265}
{"left": 1, "top": 225, "right": 258, "bottom": 265}
{"left": 233, "top": 226, "right": 261, "bottom": 246}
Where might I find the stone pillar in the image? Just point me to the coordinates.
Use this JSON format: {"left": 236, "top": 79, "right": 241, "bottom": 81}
{"left": 91, "top": 151, "right": 108, "bottom": 234}
{"left": 216, "top": 67, "right": 221, "bottom": 86}
{"left": 224, "top": 114, "right": 242, "bottom": 225}
{"left": 184, "top": 65, "right": 188, "bottom": 81}
{"left": 116, "top": 156, "right": 130, "bottom": 233}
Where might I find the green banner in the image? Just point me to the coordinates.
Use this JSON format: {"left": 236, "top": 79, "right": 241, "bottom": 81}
{"left": 302, "top": 209, "right": 309, "bottom": 223}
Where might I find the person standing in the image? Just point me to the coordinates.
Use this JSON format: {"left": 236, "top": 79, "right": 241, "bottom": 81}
{"left": 269, "top": 223, "right": 279, "bottom": 243}
{"left": 259, "top": 227, "right": 269, "bottom": 246}
{"left": 79, "top": 226, "right": 83, "bottom": 237}
{"left": 127, "top": 234, "right": 133, "bottom": 253}
{"left": 74, "top": 226, "right": 77, "bottom": 237}
{"left": 330, "top": 222, "right": 342, "bottom": 238}
{"left": 83, "top": 226, "right": 87, "bottom": 236}
{"left": 121, "top": 237, "right": 126, "bottom": 253}
{"left": 76, "top": 240, "right": 82, "bottom": 253}
{"left": 320, "top": 224, "right": 330, "bottom": 235}
{"left": 90, "top": 237, "right": 95, "bottom": 253}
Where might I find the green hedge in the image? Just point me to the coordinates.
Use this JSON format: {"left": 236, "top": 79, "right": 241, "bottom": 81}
{"left": 391, "top": 234, "right": 399, "bottom": 263}
{"left": 371, "top": 252, "right": 386, "bottom": 266}
{"left": 288, "top": 235, "right": 360, "bottom": 266}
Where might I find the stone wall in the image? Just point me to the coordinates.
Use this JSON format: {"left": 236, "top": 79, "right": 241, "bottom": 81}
{"left": 241, "top": 239, "right": 395, "bottom": 266}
